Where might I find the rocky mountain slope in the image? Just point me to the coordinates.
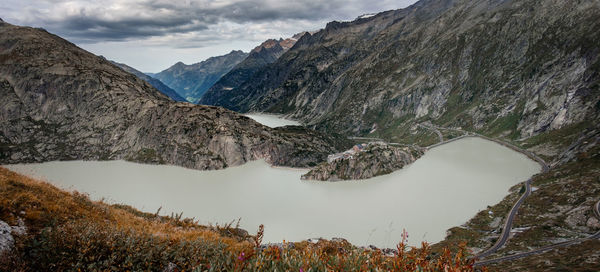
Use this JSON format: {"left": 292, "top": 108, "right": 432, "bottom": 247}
{"left": 0, "top": 21, "right": 341, "bottom": 170}
{"left": 154, "top": 51, "right": 248, "bottom": 103}
{"left": 200, "top": 33, "right": 306, "bottom": 106}
{"left": 301, "top": 143, "right": 423, "bottom": 181}
{"left": 110, "top": 60, "right": 187, "bottom": 102}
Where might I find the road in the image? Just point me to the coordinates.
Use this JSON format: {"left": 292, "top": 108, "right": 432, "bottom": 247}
{"left": 475, "top": 199, "right": 600, "bottom": 266}
{"left": 347, "top": 136, "right": 385, "bottom": 142}
{"left": 426, "top": 134, "right": 471, "bottom": 149}
{"left": 469, "top": 133, "right": 550, "bottom": 260}
{"left": 417, "top": 123, "right": 443, "bottom": 143}
{"left": 347, "top": 124, "right": 444, "bottom": 147}
{"left": 473, "top": 176, "right": 535, "bottom": 260}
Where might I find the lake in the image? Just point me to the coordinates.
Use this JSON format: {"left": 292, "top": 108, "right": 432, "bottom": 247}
{"left": 4, "top": 137, "right": 541, "bottom": 248}
{"left": 244, "top": 113, "right": 301, "bottom": 127}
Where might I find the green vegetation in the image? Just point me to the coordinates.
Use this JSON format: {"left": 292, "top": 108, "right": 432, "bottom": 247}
{"left": 435, "top": 90, "right": 476, "bottom": 129}
{"left": 366, "top": 113, "right": 440, "bottom": 147}
{"left": 522, "top": 121, "right": 593, "bottom": 152}
{"left": 483, "top": 100, "right": 525, "bottom": 139}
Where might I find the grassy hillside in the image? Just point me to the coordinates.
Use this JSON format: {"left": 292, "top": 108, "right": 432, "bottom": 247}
{"left": 0, "top": 167, "right": 477, "bottom": 271}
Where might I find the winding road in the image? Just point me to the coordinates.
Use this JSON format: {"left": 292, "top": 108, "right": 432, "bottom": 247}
{"left": 475, "top": 199, "right": 600, "bottom": 266}
{"left": 473, "top": 177, "right": 535, "bottom": 260}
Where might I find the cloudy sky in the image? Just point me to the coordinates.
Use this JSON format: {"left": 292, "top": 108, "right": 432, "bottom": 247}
{"left": 1, "top": 0, "right": 418, "bottom": 72}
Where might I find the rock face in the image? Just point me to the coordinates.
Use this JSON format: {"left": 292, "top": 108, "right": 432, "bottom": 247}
{"left": 0, "top": 21, "right": 340, "bottom": 170}
{"left": 154, "top": 51, "right": 248, "bottom": 103}
{"left": 301, "top": 144, "right": 424, "bottom": 181}
{"left": 110, "top": 61, "right": 187, "bottom": 102}
{"left": 200, "top": 33, "right": 306, "bottom": 106}
{"left": 202, "top": 0, "right": 600, "bottom": 153}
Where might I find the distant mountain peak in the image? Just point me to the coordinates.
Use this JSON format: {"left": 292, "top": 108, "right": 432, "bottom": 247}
{"left": 251, "top": 39, "right": 281, "bottom": 53}
{"left": 250, "top": 32, "right": 307, "bottom": 54}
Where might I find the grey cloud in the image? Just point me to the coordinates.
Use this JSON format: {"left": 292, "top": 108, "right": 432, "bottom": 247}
{"left": 7, "top": 0, "right": 408, "bottom": 43}
{"left": 49, "top": 16, "right": 210, "bottom": 41}
{"left": 210, "top": 1, "right": 347, "bottom": 23}
{"left": 0, "top": 0, "right": 418, "bottom": 71}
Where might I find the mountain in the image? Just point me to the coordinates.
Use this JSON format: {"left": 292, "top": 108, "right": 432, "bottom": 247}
{"left": 200, "top": 33, "right": 306, "bottom": 105}
{"left": 0, "top": 21, "right": 341, "bottom": 170}
{"left": 205, "top": 0, "right": 599, "bottom": 145}
{"left": 110, "top": 60, "right": 187, "bottom": 102}
{"left": 154, "top": 50, "right": 248, "bottom": 103}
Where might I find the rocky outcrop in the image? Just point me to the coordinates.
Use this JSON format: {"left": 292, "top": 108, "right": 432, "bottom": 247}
{"left": 0, "top": 220, "right": 14, "bottom": 254}
{"left": 0, "top": 21, "right": 340, "bottom": 170}
{"left": 154, "top": 50, "right": 248, "bottom": 103}
{"left": 110, "top": 61, "right": 187, "bottom": 102}
{"left": 301, "top": 144, "right": 424, "bottom": 181}
{"left": 200, "top": 33, "right": 306, "bottom": 106}
{"left": 0, "top": 218, "right": 24, "bottom": 255}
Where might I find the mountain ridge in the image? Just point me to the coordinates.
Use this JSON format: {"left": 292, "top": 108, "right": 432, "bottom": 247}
{"left": 200, "top": 33, "right": 306, "bottom": 106}
{"left": 154, "top": 50, "right": 248, "bottom": 103}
